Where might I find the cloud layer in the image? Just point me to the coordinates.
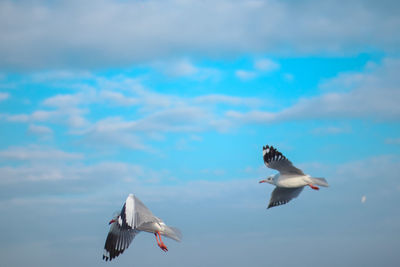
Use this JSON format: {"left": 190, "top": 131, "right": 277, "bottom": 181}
{"left": 1, "top": 0, "right": 399, "bottom": 70}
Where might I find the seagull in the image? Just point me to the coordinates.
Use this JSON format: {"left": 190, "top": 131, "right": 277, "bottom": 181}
{"left": 103, "top": 194, "right": 182, "bottom": 261}
{"left": 259, "top": 145, "right": 329, "bottom": 208}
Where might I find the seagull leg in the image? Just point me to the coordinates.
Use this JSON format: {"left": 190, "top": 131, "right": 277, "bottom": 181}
{"left": 308, "top": 184, "right": 319, "bottom": 190}
{"left": 154, "top": 233, "right": 161, "bottom": 246}
{"left": 155, "top": 232, "right": 168, "bottom": 252}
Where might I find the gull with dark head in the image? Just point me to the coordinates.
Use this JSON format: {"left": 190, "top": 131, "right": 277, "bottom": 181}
{"left": 259, "top": 145, "right": 329, "bottom": 208}
{"left": 103, "top": 194, "right": 181, "bottom": 261}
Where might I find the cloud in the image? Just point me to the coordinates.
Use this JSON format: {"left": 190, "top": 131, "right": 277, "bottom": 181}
{"left": 311, "top": 126, "right": 351, "bottom": 135}
{"left": 28, "top": 124, "right": 53, "bottom": 137}
{"left": 2, "top": 58, "right": 398, "bottom": 154}
{"left": 1, "top": 0, "right": 399, "bottom": 70}
{"left": 0, "top": 145, "right": 83, "bottom": 162}
{"left": 99, "top": 90, "right": 139, "bottom": 106}
{"left": 228, "top": 57, "right": 400, "bottom": 124}
{"left": 4, "top": 107, "right": 88, "bottom": 128}
{"left": 1, "top": 71, "right": 269, "bottom": 150}
{"left": 156, "top": 59, "right": 198, "bottom": 77}
{"left": 194, "top": 94, "right": 261, "bottom": 107}
{"left": 151, "top": 59, "right": 221, "bottom": 80}
{"left": 0, "top": 92, "right": 9, "bottom": 101}
{"left": 0, "top": 158, "right": 149, "bottom": 187}
{"left": 235, "top": 58, "right": 279, "bottom": 80}
{"left": 280, "top": 58, "right": 400, "bottom": 120}
{"left": 235, "top": 70, "right": 257, "bottom": 80}
{"left": 254, "top": 58, "right": 280, "bottom": 72}
{"left": 335, "top": 155, "right": 400, "bottom": 183}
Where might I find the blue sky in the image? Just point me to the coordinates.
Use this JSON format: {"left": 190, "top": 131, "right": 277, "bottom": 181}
{"left": 1, "top": 0, "right": 400, "bottom": 266}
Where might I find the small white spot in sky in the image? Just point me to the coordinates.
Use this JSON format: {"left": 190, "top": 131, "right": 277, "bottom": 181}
{"left": 361, "top": 195, "right": 366, "bottom": 204}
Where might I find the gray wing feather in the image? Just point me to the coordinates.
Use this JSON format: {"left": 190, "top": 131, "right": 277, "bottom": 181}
{"left": 268, "top": 187, "right": 304, "bottom": 209}
{"left": 263, "top": 145, "right": 304, "bottom": 175}
{"left": 133, "top": 195, "right": 162, "bottom": 227}
{"left": 103, "top": 221, "right": 138, "bottom": 261}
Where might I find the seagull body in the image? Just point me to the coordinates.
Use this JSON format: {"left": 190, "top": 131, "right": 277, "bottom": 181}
{"left": 103, "top": 194, "right": 181, "bottom": 261}
{"left": 259, "top": 145, "right": 329, "bottom": 208}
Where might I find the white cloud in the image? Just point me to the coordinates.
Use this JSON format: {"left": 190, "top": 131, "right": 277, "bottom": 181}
{"left": 236, "top": 58, "right": 279, "bottom": 81}
{"left": 3, "top": 57, "right": 398, "bottom": 154}
{"left": 2, "top": 72, "right": 269, "bottom": 150}
{"left": 226, "top": 110, "right": 276, "bottom": 123}
{"left": 29, "top": 70, "right": 93, "bottom": 82}
{"left": 194, "top": 94, "right": 261, "bottom": 106}
{"left": 99, "top": 90, "right": 139, "bottom": 106}
{"left": 152, "top": 59, "right": 221, "bottom": 81}
{"left": 254, "top": 58, "right": 280, "bottom": 72}
{"left": 5, "top": 107, "right": 89, "bottom": 128}
{"left": 28, "top": 124, "right": 53, "bottom": 136}
{"left": 3, "top": 0, "right": 398, "bottom": 69}
{"left": 0, "top": 92, "right": 9, "bottom": 101}
{"left": 228, "top": 58, "right": 400, "bottom": 124}
{"left": 312, "top": 126, "right": 351, "bottom": 135}
{"left": 281, "top": 58, "right": 400, "bottom": 120}
{"left": 161, "top": 59, "right": 198, "bottom": 77}
{"left": 235, "top": 70, "right": 257, "bottom": 80}
{"left": 0, "top": 145, "right": 83, "bottom": 162}
{"left": 335, "top": 155, "right": 400, "bottom": 182}
{"left": 43, "top": 93, "right": 87, "bottom": 108}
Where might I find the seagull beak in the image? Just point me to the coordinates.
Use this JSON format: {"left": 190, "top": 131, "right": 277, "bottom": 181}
{"left": 259, "top": 179, "right": 267, "bottom": 183}
{"left": 109, "top": 219, "right": 116, "bottom": 225}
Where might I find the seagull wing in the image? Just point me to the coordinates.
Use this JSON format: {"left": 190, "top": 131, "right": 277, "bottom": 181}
{"left": 267, "top": 186, "right": 304, "bottom": 208}
{"left": 103, "top": 219, "right": 138, "bottom": 261}
{"left": 133, "top": 195, "right": 162, "bottom": 227}
{"left": 120, "top": 194, "right": 161, "bottom": 229}
{"left": 263, "top": 145, "right": 304, "bottom": 175}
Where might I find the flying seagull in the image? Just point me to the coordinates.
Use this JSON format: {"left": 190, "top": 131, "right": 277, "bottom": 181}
{"left": 259, "top": 145, "right": 329, "bottom": 208}
{"left": 103, "top": 194, "right": 182, "bottom": 261}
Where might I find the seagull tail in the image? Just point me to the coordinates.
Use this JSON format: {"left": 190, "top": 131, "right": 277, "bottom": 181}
{"left": 310, "top": 177, "right": 329, "bottom": 187}
{"left": 161, "top": 226, "right": 182, "bottom": 242}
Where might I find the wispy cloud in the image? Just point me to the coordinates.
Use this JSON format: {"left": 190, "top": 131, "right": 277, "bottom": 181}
{"left": 229, "top": 58, "right": 400, "bottom": 123}
{"left": 0, "top": 92, "right": 9, "bottom": 101}
{"left": 193, "top": 94, "right": 261, "bottom": 107}
{"left": 2, "top": 0, "right": 399, "bottom": 70}
{"left": 311, "top": 125, "right": 351, "bottom": 135}
{"left": 2, "top": 58, "right": 399, "bottom": 153}
{"left": 28, "top": 124, "right": 53, "bottom": 137}
{"left": 235, "top": 70, "right": 257, "bottom": 80}
{"left": 0, "top": 145, "right": 83, "bottom": 162}
{"left": 235, "top": 58, "right": 279, "bottom": 80}
{"left": 254, "top": 58, "right": 280, "bottom": 72}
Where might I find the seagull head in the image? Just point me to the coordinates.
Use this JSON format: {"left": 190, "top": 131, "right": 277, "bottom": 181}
{"left": 259, "top": 175, "right": 274, "bottom": 184}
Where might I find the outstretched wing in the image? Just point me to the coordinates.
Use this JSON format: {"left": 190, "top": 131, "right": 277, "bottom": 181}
{"left": 263, "top": 145, "right": 304, "bottom": 175}
{"left": 103, "top": 220, "right": 138, "bottom": 261}
{"left": 120, "top": 194, "right": 161, "bottom": 229}
{"left": 103, "top": 194, "right": 160, "bottom": 261}
{"left": 267, "top": 187, "right": 304, "bottom": 209}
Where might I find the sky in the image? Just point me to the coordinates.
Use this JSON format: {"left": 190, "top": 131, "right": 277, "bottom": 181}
{"left": 1, "top": 0, "right": 400, "bottom": 266}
